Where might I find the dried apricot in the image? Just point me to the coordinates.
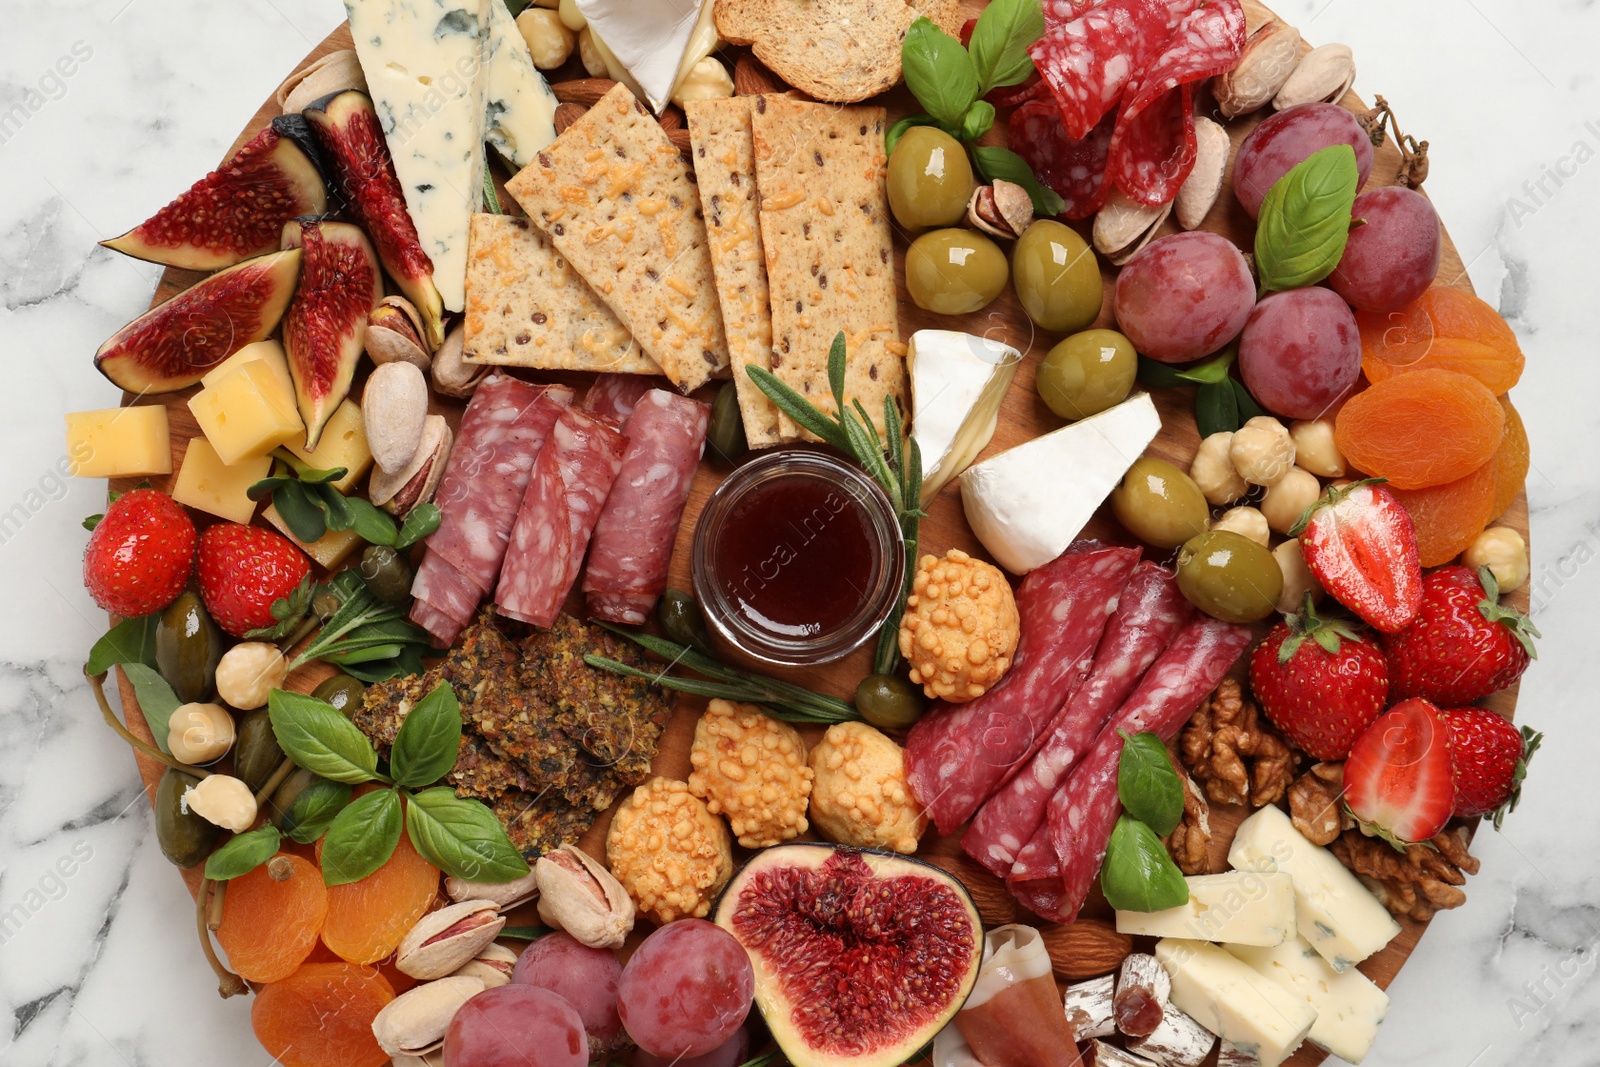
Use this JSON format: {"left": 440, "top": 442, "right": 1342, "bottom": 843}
{"left": 216, "top": 854, "right": 328, "bottom": 983}
{"left": 319, "top": 828, "right": 439, "bottom": 964}
{"left": 1391, "top": 460, "right": 1497, "bottom": 567}
{"left": 1490, "top": 396, "right": 1530, "bottom": 519}
{"left": 251, "top": 961, "right": 394, "bottom": 1067}
{"left": 1334, "top": 369, "right": 1505, "bottom": 489}
{"left": 1359, "top": 286, "right": 1524, "bottom": 393}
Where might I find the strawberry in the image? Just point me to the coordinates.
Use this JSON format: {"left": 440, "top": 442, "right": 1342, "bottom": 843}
{"left": 1248, "top": 603, "right": 1389, "bottom": 760}
{"left": 196, "top": 523, "right": 311, "bottom": 637}
{"left": 1292, "top": 479, "right": 1423, "bottom": 633}
{"left": 1381, "top": 565, "right": 1538, "bottom": 705}
{"left": 1344, "top": 698, "right": 1456, "bottom": 846}
{"left": 82, "top": 488, "right": 196, "bottom": 618}
{"left": 1438, "top": 706, "right": 1541, "bottom": 826}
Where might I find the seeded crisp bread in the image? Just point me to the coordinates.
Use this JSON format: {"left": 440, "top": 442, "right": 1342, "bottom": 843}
{"left": 505, "top": 83, "right": 729, "bottom": 393}
{"left": 492, "top": 788, "right": 594, "bottom": 861}
{"left": 749, "top": 95, "right": 906, "bottom": 440}
{"left": 462, "top": 214, "right": 660, "bottom": 375}
{"left": 684, "top": 97, "right": 781, "bottom": 448}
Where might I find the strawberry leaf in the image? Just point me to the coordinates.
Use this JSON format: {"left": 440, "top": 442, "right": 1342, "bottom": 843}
{"left": 1475, "top": 565, "right": 1541, "bottom": 659}
{"left": 1491, "top": 726, "right": 1542, "bottom": 830}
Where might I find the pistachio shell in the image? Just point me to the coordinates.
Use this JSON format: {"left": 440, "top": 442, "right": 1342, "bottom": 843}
{"left": 277, "top": 49, "right": 368, "bottom": 114}
{"left": 367, "top": 297, "right": 432, "bottom": 370}
{"left": 364, "top": 361, "right": 430, "bottom": 474}
{"left": 1215, "top": 20, "right": 1303, "bottom": 117}
{"left": 1093, "top": 191, "right": 1174, "bottom": 266}
{"left": 430, "top": 325, "right": 489, "bottom": 399}
{"left": 1175, "top": 117, "right": 1230, "bottom": 231}
{"left": 534, "top": 844, "right": 635, "bottom": 949}
{"left": 395, "top": 900, "right": 506, "bottom": 980}
{"left": 371, "top": 415, "right": 452, "bottom": 516}
{"left": 372, "top": 976, "right": 485, "bottom": 1057}
{"left": 445, "top": 869, "right": 540, "bottom": 910}
{"left": 450, "top": 943, "right": 519, "bottom": 989}
{"left": 1273, "top": 43, "right": 1356, "bottom": 111}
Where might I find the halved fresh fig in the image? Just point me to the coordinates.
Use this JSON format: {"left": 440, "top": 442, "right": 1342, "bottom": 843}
{"left": 101, "top": 124, "right": 327, "bottom": 271}
{"left": 303, "top": 89, "right": 445, "bottom": 350}
{"left": 280, "top": 219, "right": 382, "bottom": 450}
{"left": 713, "top": 843, "right": 984, "bottom": 1067}
{"left": 94, "top": 248, "right": 302, "bottom": 393}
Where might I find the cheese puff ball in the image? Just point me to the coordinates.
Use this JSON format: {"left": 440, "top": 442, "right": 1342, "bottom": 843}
{"left": 898, "top": 549, "right": 1020, "bottom": 702}
{"left": 807, "top": 723, "right": 926, "bottom": 854}
{"left": 606, "top": 778, "right": 733, "bottom": 925}
{"left": 688, "top": 699, "right": 813, "bottom": 848}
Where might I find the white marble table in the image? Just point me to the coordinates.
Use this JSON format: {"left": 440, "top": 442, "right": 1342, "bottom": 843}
{"left": 1, "top": 1, "right": 1594, "bottom": 1063}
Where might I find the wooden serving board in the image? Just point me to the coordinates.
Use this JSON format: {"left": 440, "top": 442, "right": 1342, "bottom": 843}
{"left": 111, "top": 4, "right": 1529, "bottom": 1063}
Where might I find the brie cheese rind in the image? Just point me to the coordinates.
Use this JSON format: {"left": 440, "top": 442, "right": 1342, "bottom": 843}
{"left": 574, "top": 0, "right": 714, "bottom": 113}
{"left": 482, "top": 0, "right": 558, "bottom": 168}
{"left": 959, "top": 393, "right": 1160, "bottom": 575}
{"left": 908, "top": 330, "right": 1021, "bottom": 505}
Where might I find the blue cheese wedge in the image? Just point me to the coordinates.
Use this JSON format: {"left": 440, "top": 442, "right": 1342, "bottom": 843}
{"left": 574, "top": 0, "right": 713, "bottom": 112}
{"left": 1155, "top": 939, "right": 1316, "bottom": 1067}
{"left": 345, "top": 0, "right": 490, "bottom": 312}
{"left": 1227, "top": 936, "right": 1390, "bottom": 1064}
{"left": 908, "top": 330, "right": 1021, "bottom": 505}
{"left": 483, "top": 0, "right": 558, "bottom": 168}
{"left": 1227, "top": 804, "right": 1401, "bottom": 972}
{"left": 959, "top": 393, "right": 1159, "bottom": 575}
{"left": 1116, "top": 872, "right": 1295, "bottom": 947}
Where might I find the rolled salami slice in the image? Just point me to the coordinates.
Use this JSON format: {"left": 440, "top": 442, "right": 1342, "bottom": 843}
{"left": 411, "top": 550, "right": 483, "bottom": 626}
{"left": 905, "top": 543, "right": 1139, "bottom": 835}
{"left": 583, "top": 390, "right": 710, "bottom": 625}
{"left": 962, "top": 562, "right": 1189, "bottom": 877}
{"left": 409, "top": 596, "right": 466, "bottom": 649}
{"left": 495, "top": 407, "right": 627, "bottom": 628}
{"left": 582, "top": 373, "right": 671, "bottom": 424}
{"left": 428, "top": 375, "right": 575, "bottom": 596}
{"left": 1027, "top": 0, "right": 1194, "bottom": 140}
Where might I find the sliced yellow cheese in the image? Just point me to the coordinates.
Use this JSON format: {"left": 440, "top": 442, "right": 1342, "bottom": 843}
{"left": 171, "top": 439, "right": 270, "bottom": 525}
{"left": 284, "top": 400, "right": 372, "bottom": 493}
{"left": 263, "top": 503, "right": 363, "bottom": 569}
{"left": 65, "top": 405, "right": 172, "bottom": 478}
{"left": 188, "top": 359, "right": 303, "bottom": 466}
{"left": 200, "top": 339, "right": 294, "bottom": 403}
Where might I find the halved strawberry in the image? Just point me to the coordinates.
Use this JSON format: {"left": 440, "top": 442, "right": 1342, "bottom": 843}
{"left": 1439, "top": 706, "right": 1541, "bottom": 827}
{"left": 1249, "top": 602, "right": 1389, "bottom": 761}
{"left": 1293, "top": 479, "right": 1423, "bottom": 633}
{"left": 1343, "top": 697, "right": 1455, "bottom": 847}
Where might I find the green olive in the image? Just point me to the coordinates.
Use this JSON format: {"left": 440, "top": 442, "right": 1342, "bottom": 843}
{"left": 1176, "top": 530, "right": 1284, "bottom": 623}
{"left": 707, "top": 381, "right": 747, "bottom": 464}
{"left": 154, "top": 591, "right": 224, "bottom": 705}
{"left": 155, "top": 768, "right": 220, "bottom": 868}
{"left": 359, "top": 544, "right": 414, "bottom": 607}
{"left": 1012, "top": 220, "right": 1103, "bottom": 333}
{"left": 1036, "top": 329, "right": 1138, "bottom": 421}
{"left": 887, "top": 126, "right": 976, "bottom": 231}
{"left": 1110, "top": 457, "right": 1211, "bottom": 549}
{"left": 312, "top": 673, "right": 366, "bottom": 718}
{"left": 232, "top": 708, "right": 285, "bottom": 794}
{"left": 906, "top": 229, "right": 1009, "bottom": 316}
{"left": 658, "top": 588, "right": 712, "bottom": 654}
{"left": 854, "top": 673, "right": 928, "bottom": 731}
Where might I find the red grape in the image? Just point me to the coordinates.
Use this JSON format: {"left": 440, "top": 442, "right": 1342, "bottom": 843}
{"left": 1113, "top": 233, "right": 1256, "bottom": 363}
{"left": 1329, "top": 186, "right": 1442, "bottom": 312}
{"left": 510, "top": 932, "right": 625, "bottom": 1052}
{"left": 1233, "top": 103, "right": 1374, "bottom": 219}
{"left": 617, "top": 919, "right": 754, "bottom": 1059}
{"left": 1238, "top": 288, "right": 1362, "bottom": 419}
{"left": 631, "top": 1028, "right": 751, "bottom": 1067}
{"left": 444, "top": 985, "right": 587, "bottom": 1067}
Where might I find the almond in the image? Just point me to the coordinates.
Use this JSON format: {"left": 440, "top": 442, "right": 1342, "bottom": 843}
{"left": 667, "top": 127, "right": 692, "bottom": 154}
{"left": 550, "top": 78, "right": 616, "bottom": 107}
{"left": 553, "top": 102, "right": 587, "bottom": 134}
{"left": 733, "top": 54, "right": 781, "bottom": 96}
{"left": 657, "top": 106, "right": 683, "bottom": 131}
{"left": 1037, "top": 918, "right": 1134, "bottom": 979}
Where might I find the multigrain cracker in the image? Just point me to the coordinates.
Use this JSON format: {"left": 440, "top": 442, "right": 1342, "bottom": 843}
{"left": 461, "top": 214, "right": 658, "bottom": 375}
{"left": 684, "top": 97, "right": 781, "bottom": 448}
{"left": 506, "top": 84, "right": 728, "bottom": 392}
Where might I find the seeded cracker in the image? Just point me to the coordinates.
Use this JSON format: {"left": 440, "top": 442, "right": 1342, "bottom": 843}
{"left": 461, "top": 214, "right": 660, "bottom": 375}
{"left": 684, "top": 97, "right": 781, "bottom": 447}
{"left": 749, "top": 95, "right": 905, "bottom": 440}
{"left": 505, "top": 84, "right": 728, "bottom": 392}
{"left": 492, "top": 788, "right": 594, "bottom": 861}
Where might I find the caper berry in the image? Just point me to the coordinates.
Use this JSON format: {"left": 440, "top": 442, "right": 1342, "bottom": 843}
{"left": 707, "top": 382, "right": 748, "bottom": 464}
{"left": 1012, "top": 220, "right": 1103, "bottom": 333}
{"left": 855, "top": 673, "right": 928, "bottom": 731}
{"left": 1110, "top": 457, "right": 1211, "bottom": 549}
{"left": 154, "top": 591, "right": 224, "bottom": 704}
{"left": 658, "top": 588, "right": 712, "bottom": 654}
{"left": 311, "top": 673, "right": 366, "bottom": 718}
{"left": 359, "top": 544, "right": 414, "bottom": 607}
{"left": 905, "top": 229, "right": 1009, "bottom": 316}
{"left": 155, "top": 767, "right": 220, "bottom": 869}
{"left": 1036, "top": 329, "right": 1138, "bottom": 422}
{"left": 1175, "top": 530, "right": 1284, "bottom": 624}
{"left": 232, "top": 708, "right": 285, "bottom": 794}
{"left": 887, "top": 126, "right": 976, "bottom": 231}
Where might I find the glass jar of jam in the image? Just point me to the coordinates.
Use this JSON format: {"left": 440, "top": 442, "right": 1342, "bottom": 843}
{"left": 692, "top": 448, "right": 905, "bottom": 668}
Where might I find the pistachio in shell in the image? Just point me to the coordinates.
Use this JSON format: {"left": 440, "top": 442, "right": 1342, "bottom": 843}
{"left": 1094, "top": 190, "right": 1174, "bottom": 266}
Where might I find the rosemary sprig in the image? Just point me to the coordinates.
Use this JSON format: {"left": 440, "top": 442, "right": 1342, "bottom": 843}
{"left": 745, "top": 331, "right": 923, "bottom": 675}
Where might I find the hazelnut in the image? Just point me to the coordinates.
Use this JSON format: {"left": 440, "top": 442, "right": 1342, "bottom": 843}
{"left": 183, "top": 774, "right": 258, "bottom": 832}
{"left": 1289, "top": 419, "right": 1346, "bottom": 478}
{"left": 517, "top": 8, "right": 575, "bottom": 70}
{"left": 1463, "top": 527, "right": 1529, "bottom": 592}
{"left": 1273, "top": 538, "right": 1324, "bottom": 615}
{"left": 808, "top": 723, "right": 926, "bottom": 854}
{"left": 214, "top": 642, "right": 289, "bottom": 711}
{"left": 167, "top": 702, "right": 237, "bottom": 765}
{"left": 687, "top": 700, "right": 813, "bottom": 849}
{"left": 671, "top": 57, "right": 734, "bottom": 109}
{"left": 577, "top": 29, "right": 608, "bottom": 78}
{"left": 1190, "top": 432, "right": 1249, "bottom": 506}
{"left": 1260, "top": 467, "right": 1322, "bottom": 534}
{"left": 1211, "top": 506, "right": 1270, "bottom": 547}
{"left": 1230, "top": 416, "right": 1297, "bottom": 486}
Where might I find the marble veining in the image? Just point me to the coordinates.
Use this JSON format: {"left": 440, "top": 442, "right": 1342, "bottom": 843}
{"left": 1, "top": 1, "right": 1596, "bottom": 1064}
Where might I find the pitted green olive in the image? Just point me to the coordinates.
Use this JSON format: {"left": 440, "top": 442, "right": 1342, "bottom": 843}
{"left": 1036, "top": 329, "right": 1138, "bottom": 421}
{"left": 887, "top": 127, "right": 976, "bottom": 231}
{"left": 905, "top": 229, "right": 1009, "bottom": 316}
{"left": 1176, "top": 530, "right": 1284, "bottom": 623}
{"left": 1012, "top": 220, "right": 1103, "bottom": 333}
{"left": 1110, "top": 457, "right": 1211, "bottom": 549}
{"left": 311, "top": 673, "right": 366, "bottom": 718}
{"left": 855, "top": 673, "right": 928, "bottom": 731}
{"left": 707, "top": 382, "right": 747, "bottom": 464}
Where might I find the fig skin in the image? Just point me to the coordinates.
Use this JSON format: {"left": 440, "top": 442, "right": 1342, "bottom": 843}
{"left": 280, "top": 219, "right": 382, "bottom": 449}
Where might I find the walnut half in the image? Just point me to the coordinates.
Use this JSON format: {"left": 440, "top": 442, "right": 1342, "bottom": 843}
{"left": 1329, "top": 826, "right": 1481, "bottom": 922}
{"left": 1288, "top": 762, "right": 1351, "bottom": 846}
{"left": 1166, "top": 771, "right": 1214, "bottom": 875}
{"left": 1180, "top": 678, "right": 1297, "bottom": 808}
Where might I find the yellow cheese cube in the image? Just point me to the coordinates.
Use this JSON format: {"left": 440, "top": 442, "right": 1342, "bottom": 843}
{"left": 171, "top": 439, "right": 271, "bottom": 524}
{"left": 189, "top": 360, "right": 304, "bottom": 465}
{"left": 263, "top": 503, "right": 363, "bottom": 569}
{"left": 65, "top": 405, "right": 172, "bottom": 478}
{"left": 201, "top": 339, "right": 295, "bottom": 403}
{"left": 285, "top": 400, "right": 372, "bottom": 492}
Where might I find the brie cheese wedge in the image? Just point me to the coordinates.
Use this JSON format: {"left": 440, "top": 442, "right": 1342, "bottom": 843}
{"left": 574, "top": 0, "right": 714, "bottom": 112}
{"left": 959, "top": 393, "right": 1159, "bottom": 575}
{"left": 907, "top": 330, "right": 1021, "bottom": 505}
{"left": 482, "top": 0, "right": 558, "bottom": 168}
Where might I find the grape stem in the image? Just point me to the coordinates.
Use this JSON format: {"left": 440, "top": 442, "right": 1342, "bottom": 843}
{"left": 1360, "top": 95, "right": 1429, "bottom": 188}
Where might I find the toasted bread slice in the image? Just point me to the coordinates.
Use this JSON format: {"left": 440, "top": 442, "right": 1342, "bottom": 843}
{"left": 714, "top": 0, "right": 921, "bottom": 103}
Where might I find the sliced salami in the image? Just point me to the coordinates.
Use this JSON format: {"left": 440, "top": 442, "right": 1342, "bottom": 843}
{"left": 582, "top": 373, "right": 671, "bottom": 424}
{"left": 409, "top": 596, "right": 465, "bottom": 649}
{"left": 1027, "top": 0, "right": 1186, "bottom": 140}
{"left": 495, "top": 407, "right": 627, "bottom": 629}
{"left": 1011, "top": 100, "right": 1118, "bottom": 220}
{"left": 962, "top": 563, "right": 1190, "bottom": 877}
{"left": 583, "top": 390, "right": 710, "bottom": 625}
{"left": 411, "top": 550, "right": 484, "bottom": 626}
{"left": 429, "top": 375, "right": 575, "bottom": 596}
{"left": 905, "top": 543, "right": 1139, "bottom": 835}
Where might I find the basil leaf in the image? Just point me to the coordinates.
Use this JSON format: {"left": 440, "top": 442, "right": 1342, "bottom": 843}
{"left": 1101, "top": 815, "right": 1189, "bottom": 912}
{"left": 86, "top": 613, "right": 159, "bottom": 675}
{"left": 1116, "top": 731, "right": 1185, "bottom": 836}
{"left": 969, "top": 0, "right": 1042, "bottom": 93}
{"left": 275, "top": 481, "right": 328, "bottom": 543}
{"left": 886, "top": 114, "right": 938, "bottom": 155}
{"left": 970, "top": 145, "right": 1065, "bottom": 217}
{"left": 1195, "top": 379, "right": 1241, "bottom": 438}
{"left": 960, "top": 99, "right": 996, "bottom": 142}
{"left": 391, "top": 684, "right": 463, "bottom": 789}
{"left": 120, "top": 663, "right": 181, "bottom": 753}
{"left": 1136, "top": 355, "right": 1191, "bottom": 389}
{"left": 1255, "top": 144, "right": 1360, "bottom": 294}
{"left": 1233, "top": 377, "right": 1267, "bottom": 423}
{"left": 204, "top": 826, "right": 282, "bottom": 880}
{"left": 280, "top": 778, "right": 353, "bottom": 844}
{"left": 405, "top": 786, "right": 531, "bottom": 883}
{"left": 498, "top": 925, "right": 551, "bottom": 941}
{"left": 268, "top": 689, "right": 381, "bottom": 784}
{"left": 1174, "top": 347, "right": 1236, "bottom": 385}
{"left": 321, "top": 788, "right": 403, "bottom": 886}
{"left": 395, "top": 502, "right": 442, "bottom": 550}
{"left": 902, "top": 16, "right": 980, "bottom": 128}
